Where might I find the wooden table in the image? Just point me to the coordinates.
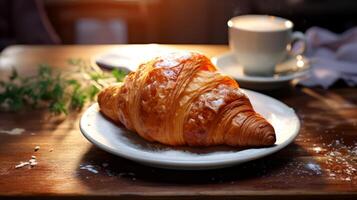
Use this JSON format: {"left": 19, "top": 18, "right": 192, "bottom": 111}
{"left": 0, "top": 45, "right": 356, "bottom": 200}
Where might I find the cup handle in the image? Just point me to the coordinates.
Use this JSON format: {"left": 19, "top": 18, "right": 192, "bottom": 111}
{"left": 288, "top": 31, "right": 306, "bottom": 56}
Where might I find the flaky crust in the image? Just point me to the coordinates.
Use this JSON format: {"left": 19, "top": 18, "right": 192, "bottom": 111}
{"left": 98, "top": 52, "right": 276, "bottom": 147}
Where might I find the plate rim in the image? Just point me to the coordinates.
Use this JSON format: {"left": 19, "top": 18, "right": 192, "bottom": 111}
{"left": 211, "top": 52, "right": 310, "bottom": 83}
{"left": 79, "top": 89, "right": 300, "bottom": 169}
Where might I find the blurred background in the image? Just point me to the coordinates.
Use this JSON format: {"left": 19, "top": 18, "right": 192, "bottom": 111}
{"left": 1, "top": 0, "right": 357, "bottom": 50}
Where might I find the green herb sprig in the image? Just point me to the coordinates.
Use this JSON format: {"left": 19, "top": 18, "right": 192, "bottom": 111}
{"left": 0, "top": 59, "right": 127, "bottom": 114}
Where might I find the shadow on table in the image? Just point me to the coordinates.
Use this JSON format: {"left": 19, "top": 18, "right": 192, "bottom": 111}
{"left": 75, "top": 142, "right": 321, "bottom": 187}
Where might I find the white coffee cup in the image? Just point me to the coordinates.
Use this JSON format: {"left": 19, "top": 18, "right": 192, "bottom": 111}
{"left": 228, "top": 15, "right": 305, "bottom": 76}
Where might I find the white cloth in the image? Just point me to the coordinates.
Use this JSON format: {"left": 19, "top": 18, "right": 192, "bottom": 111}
{"left": 299, "top": 27, "right": 357, "bottom": 88}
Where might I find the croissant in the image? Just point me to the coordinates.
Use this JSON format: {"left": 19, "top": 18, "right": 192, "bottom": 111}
{"left": 98, "top": 51, "right": 276, "bottom": 147}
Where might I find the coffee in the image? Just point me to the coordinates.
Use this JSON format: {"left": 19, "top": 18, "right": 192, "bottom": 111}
{"left": 229, "top": 16, "right": 292, "bottom": 32}
{"left": 228, "top": 15, "right": 305, "bottom": 76}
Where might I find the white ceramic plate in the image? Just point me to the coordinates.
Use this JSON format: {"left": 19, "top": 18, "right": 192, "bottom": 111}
{"left": 80, "top": 89, "right": 300, "bottom": 170}
{"left": 212, "top": 52, "right": 310, "bottom": 90}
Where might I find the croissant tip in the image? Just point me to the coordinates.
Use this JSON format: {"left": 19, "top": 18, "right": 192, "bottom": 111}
{"left": 265, "top": 133, "right": 276, "bottom": 146}
{"left": 97, "top": 85, "right": 121, "bottom": 123}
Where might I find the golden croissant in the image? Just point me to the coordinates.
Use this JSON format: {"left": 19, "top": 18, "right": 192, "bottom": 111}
{"left": 98, "top": 52, "right": 276, "bottom": 147}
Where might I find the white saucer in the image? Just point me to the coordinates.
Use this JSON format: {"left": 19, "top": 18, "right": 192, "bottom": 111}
{"left": 79, "top": 89, "right": 300, "bottom": 170}
{"left": 95, "top": 44, "right": 175, "bottom": 71}
{"left": 211, "top": 52, "right": 310, "bottom": 90}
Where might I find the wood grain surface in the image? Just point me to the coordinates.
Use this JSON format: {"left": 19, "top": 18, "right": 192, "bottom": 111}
{"left": 0, "top": 45, "right": 356, "bottom": 200}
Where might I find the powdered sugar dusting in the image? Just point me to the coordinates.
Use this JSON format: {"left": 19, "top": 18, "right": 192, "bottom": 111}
{"left": 15, "top": 162, "right": 30, "bottom": 169}
{"left": 79, "top": 163, "right": 138, "bottom": 181}
{"left": 80, "top": 164, "right": 98, "bottom": 174}
{"left": 155, "top": 51, "right": 193, "bottom": 68}
{"left": 322, "top": 139, "right": 357, "bottom": 181}
{"left": 312, "top": 146, "right": 322, "bottom": 153}
{"left": 15, "top": 155, "right": 38, "bottom": 169}
{"left": 206, "top": 98, "right": 225, "bottom": 111}
{"left": 305, "top": 162, "right": 322, "bottom": 175}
